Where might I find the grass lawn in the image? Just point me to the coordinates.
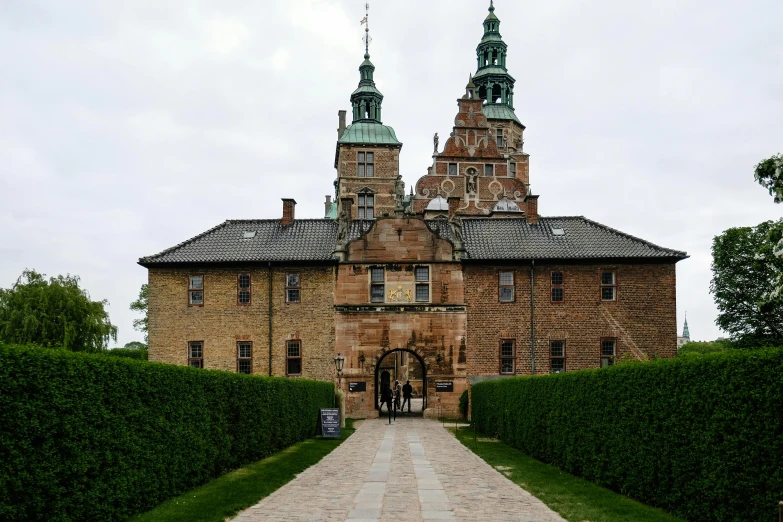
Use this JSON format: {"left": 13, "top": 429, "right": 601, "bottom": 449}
{"left": 130, "top": 419, "right": 356, "bottom": 522}
{"left": 452, "top": 426, "right": 684, "bottom": 522}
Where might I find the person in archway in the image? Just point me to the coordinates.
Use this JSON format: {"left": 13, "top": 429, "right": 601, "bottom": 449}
{"left": 401, "top": 380, "right": 413, "bottom": 413}
{"left": 380, "top": 381, "right": 395, "bottom": 423}
{"left": 393, "top": 380, "right": 402, "bottom": 413}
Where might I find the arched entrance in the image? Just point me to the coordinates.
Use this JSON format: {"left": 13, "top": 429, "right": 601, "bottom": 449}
{"left": 375, "top": 349, "right": 427, "bottom": 414}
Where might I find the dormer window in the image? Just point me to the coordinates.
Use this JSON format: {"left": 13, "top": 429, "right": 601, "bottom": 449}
{"left": 358, "top": 152, "right": 374, "bottom": 177}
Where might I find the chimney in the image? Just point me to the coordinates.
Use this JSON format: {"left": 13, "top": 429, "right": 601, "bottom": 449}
{"left": 526, "top": 195, "right": 539, "bottom": 225}
{"left": 337, "top": 110, "right": 347, "bottom": 139}
{"left": 340, "top": 196, "right": 354, "bottom": 220}
{"left": 324, "top": 195, "right": 332, "bottom": 216}
{"left": 281, "top": 198, "right": 297, "bottom": 226}
{"left": 447, "top": 196, "right": 460, "bottom": 218}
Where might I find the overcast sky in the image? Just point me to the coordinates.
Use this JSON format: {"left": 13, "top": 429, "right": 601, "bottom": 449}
{"left": 1, "top": 0, "right": 781, "bottom": 347}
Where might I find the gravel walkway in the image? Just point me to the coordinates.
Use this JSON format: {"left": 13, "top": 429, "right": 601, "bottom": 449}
{"left": 233, "top": 417, "right": 565, "bottom": 522}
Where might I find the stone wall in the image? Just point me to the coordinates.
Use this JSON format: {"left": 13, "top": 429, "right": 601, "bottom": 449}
{"left": 148, "top": 265, "right": 336, "bottom": 381}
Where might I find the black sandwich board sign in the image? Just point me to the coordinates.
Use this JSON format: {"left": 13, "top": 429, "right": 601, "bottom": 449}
{"left": 435, "top": 381, "right": 454, "bottom": 392}
{"left": 348, "top": 381, "right": 366, "bottom": 392}
{"left": 317, "top": 408, "right": 340, "bottom": 438}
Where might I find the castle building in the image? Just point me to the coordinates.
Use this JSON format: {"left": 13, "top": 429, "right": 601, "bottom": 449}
{"left": 140, "top": 3, "right": 687, "bottom": 417}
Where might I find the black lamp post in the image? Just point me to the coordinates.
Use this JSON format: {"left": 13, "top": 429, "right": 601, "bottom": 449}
{"left": 333, "top": 353, "right": 345, "bottom": 387}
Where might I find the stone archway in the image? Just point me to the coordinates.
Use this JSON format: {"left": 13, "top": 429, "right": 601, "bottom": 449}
{"left": 374, "top": 348, "right": 428, "bottom": 414}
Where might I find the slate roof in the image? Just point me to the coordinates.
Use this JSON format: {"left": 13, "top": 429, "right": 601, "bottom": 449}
{"left": 462, "top": 217, "right": 687, "bottom": 260}
{"left": 139, "top": 216, "right": 686, "bottom": 266}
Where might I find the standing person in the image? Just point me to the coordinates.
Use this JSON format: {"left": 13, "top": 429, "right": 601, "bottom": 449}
{"left": 402, "top": 380, "right": 413, "bottom": 413}
{"left": 394, "top": 380, "right": 402, "bottom": 413}
{"left": 380, "top": 382, "right": 395, "bottom": 423}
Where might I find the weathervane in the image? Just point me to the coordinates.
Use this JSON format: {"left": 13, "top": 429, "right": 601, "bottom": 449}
{"left": 360, "top": 3, "right": 371, "bottom": 54}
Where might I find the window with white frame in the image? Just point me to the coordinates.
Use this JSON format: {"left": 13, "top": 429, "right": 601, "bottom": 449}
{"left": 509, "top": 162, "right": 516, "bottom": 177}
{"left": 415, "top": 266, "right": 430, "bottom": 302}
{"left": 601, "top": 339, "right": 616, "bottom": 367}
{"left": 448, "top": 163, "right": 458, "bottom": 176}
{"left": 500, "top": 340, "right": 515, "bottom": 374}
{"left": 287, "top": 340, "right": 302, "bottom": 375}
{"left": 358, "top": 151, "right": 374, "bottom": 177}
{"left": 499, "top": 271, "right": 514, "bottom": 302}
{"left": 550, "top": 341, "right": 565, "bottom": 373}
{"left": 188, "top": 341, "right": 204, "bottom": 368}
{"left": 238, "top": 274, "right": 251, "bottom": 304}
{"left": 496, "top": 129, "right": 504, "bottom": 147}
{"left": 237, "top": 341, "right": 252, "bottom": 374}
{"left": 601, "top": 271, "right": 617, "bottom": 301}
{"left": 189, "top": 275, "right": 204, "bottom": 305}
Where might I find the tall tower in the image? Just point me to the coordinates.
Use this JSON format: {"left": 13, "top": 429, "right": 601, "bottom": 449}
{"left": 682, "top": 313, "right": 690, "bottom": 341}
{"left": 334, "top": 4, "right": 403, "bottom": 220}
{"left": 473, "top": 1, "right": 527, "bottom": 162}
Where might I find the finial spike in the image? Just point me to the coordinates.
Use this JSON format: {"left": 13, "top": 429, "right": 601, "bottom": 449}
{"left": 489, "top": 0, "right": 495, "bottom": 13}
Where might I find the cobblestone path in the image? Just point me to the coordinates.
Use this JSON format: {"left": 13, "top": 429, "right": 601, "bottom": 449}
{"left": 234, "top": 418, "right": 565, "bottom": 522}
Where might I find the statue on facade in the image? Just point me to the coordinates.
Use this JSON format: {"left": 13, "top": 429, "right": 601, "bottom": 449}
{"left": 449, "top": 215, "right": 464, "bottom": 245}
{"left": 433, "top": 132, "right": 439, "bottom": 153}
{"left": 395, "top": 175, "right": 406, "bottom": 211}
{"left": 336, "top": 209, "right": 349, "bottom": 245}
{"left": 466, "top": 172, "right": 477, "bottom": 194}
{"left": 515, "top": 135, "right": 524, "bottom": 151}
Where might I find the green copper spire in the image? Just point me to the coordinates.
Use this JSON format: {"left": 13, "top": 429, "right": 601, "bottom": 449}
{"left": 474, "top": 0, "right": 516, "bottom": 110}
{"left": 682, "top": 313, "right": 690, "bottom": 341}
{"left": 350, "top": 3, "right": 383, "bottom": 123}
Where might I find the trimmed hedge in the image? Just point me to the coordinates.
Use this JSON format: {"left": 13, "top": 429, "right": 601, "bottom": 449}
{"left": 471, "top": 348, "right": 783, "bottom": 522}
{"left": 0, "top": 343, "right": 333, "bottom": 521}
{"left": 106, "top": 347, "right": 148, "bottom": 360}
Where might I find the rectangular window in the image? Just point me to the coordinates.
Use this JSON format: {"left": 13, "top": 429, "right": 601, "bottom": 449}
{"left": 499, "top": 271, "right": 514, "bottom": 302}
{"left": 601, "top": 339, "right": 616, "bottom": 367}
{"left": 287, "top": 340, "right": 302, "bottom": 375}
{"left": 286, "top": 273, "right": 300, "bottom": 303}
{"left": 237, "top": 341, "right": 252, "bottom": 374}
{"left": 551, "top": 271, "right": 564, "bottom": 302}
{"left": 509, "top": 162, "right": 516, "bottom": 177}
{"left": 358, "top": 194, "right": 374, "bottom": 219}
{"left": 496, "top": 129, "right": 504, "bottom": 147}
{"left": 500, "top": 340, "right": 515, "bottom": 374}
{"left": 485, "top": 164, "right": 494, "bottom": 177}
{"left": 370, "top": 267, "right": 385, "bottom": 303}
{"left": 189, "top": 275, "right": 204, "bottom": 306}
{"left": 188, "top": 341, "right": 204, "bottom": 368}
{"left": 550, "top": 341, "right": 565, "bottom": 373}
{"left": 415, "top": 266, "right": 430, "bottom": 302}
{"left": 601, "top": 271, "right": 617, "bottom": 301}
{"left": 448, "top": 163, "right": 458, "bottom": 176}
{"left": 238, "top": 274, "right": 251, "bottom": 305}
{"left": 358, "top": 151, "right": 374, "bottom": 177}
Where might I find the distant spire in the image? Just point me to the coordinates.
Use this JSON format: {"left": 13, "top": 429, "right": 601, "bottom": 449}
{"left": 682, "top": 312, "right": 690, "bottom": 340}
{"left": 351, "top": 2, "right": 383, "bottom": 123}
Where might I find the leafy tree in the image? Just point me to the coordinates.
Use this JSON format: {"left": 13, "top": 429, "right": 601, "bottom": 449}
{"left": 129, "top": 283, "right": 148, "bottom": 343}
{"left": 677, "top": 340, "right": 733, "bottom": 357}
{"left": 123, "top": 341, "right": 147, "bottom": 350}
{"left": 754, "top": 153, "right": 783, "bottom": 303}
{"left": 0, "top": 269, "right": 117, "bottom": 352}
{"left": 710, "top": 221, "right": 783, "bottom": 347}
{"left": 754, "top": 153, "right": 783, "bottom": 203}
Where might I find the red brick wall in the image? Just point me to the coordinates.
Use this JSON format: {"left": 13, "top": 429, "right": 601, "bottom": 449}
{"left": 464, "top": 262, "right": 678, "bottom": 376}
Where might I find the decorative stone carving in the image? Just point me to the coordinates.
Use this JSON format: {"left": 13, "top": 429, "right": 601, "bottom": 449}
{"left": 433, "top": 132, "right": 439, "bottom": 153}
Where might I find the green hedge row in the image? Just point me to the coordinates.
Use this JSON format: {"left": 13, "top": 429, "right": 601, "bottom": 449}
{"left": 0, "top": 343, "right": 333, "bottom": 521}
{"left": 471, "top": 348, "right": 783, "bottom": 522}
{"left": 105, "top": 347, "right": 148, "bottom": 360}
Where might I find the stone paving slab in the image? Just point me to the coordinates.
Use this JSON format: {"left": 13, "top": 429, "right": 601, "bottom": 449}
{"left": 233, "top": 418, "right": 565, "bottom": 522}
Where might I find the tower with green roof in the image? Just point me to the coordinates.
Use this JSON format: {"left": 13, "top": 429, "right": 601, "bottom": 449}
{"left": 333, "top": 6, "right": 403, "bottom": 221}
{"left": 473, "top": 1, "right": 527, "bottom": 162}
